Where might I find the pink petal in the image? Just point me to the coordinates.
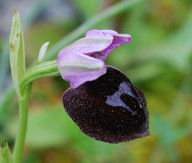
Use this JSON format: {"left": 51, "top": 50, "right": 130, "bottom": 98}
{"left": 57, "top": 51, "right": 106, "bottom": 88}
{"left": 85, "top": 30, "right": 132, "bottom": 61}
{"left": 60, "top": 37, "right": 113, "bottom": 54}
{"left": 86, "top": 29, "right": 118, "bottom": 38}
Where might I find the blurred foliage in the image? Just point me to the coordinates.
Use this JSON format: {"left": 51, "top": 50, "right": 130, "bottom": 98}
{"left": 0, "top": 0, "right": 192, "bottom": 162}
{"left": 71, "top": 0, "right": 102, "bottom": 19}
{"left": 0, "top": 139, "right": 13, "bottom": 163}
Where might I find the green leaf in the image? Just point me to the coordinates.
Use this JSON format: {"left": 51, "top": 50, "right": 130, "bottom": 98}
{"left": 9, "top": 10, "right": 25, "bottom": 97}
{"left": 0, "top": 140, "right": 13, "bottom": 163}
{"left": 132, "top": 10, "right": 192, "bottom": 71}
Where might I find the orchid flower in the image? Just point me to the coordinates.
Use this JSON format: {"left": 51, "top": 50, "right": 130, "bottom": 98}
{"left": 57, "top": 29, "right": 149, "bottom": 143}
{"left": 57, "top": 29, "right": 132, "bottom": 88}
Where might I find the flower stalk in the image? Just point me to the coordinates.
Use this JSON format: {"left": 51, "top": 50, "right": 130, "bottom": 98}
{"left": 9, "top": 10, "right": 32, "bottom": 163}
{"left": 13, "top": 84, "right": 32, "bottom": 163}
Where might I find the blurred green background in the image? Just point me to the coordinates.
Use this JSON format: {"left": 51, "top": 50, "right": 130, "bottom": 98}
{"left": 0, "top": 0, "right": 192, "bottom": 162}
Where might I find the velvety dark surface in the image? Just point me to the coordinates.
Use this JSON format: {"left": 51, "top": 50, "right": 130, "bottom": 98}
{"left": 63, "top": 66, "right": 149, "bottom": 143}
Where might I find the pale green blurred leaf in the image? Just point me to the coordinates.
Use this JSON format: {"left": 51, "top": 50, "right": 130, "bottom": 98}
{"left": 134, "top": 10, "right": 192, "bottom": 71}
{"left": 72, "top": 0, "right": 101, "bottom": 19}
{"left": 127, "top": 62, "right": 163, "bottom": 82}
{"left": 0, "top": 140, "right": 13, "bottom": 163}
{"left": 151, "top": 114, "right": 190, "bottom": 146}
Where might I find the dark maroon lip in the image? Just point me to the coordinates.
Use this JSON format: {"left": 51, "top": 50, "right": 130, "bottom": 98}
{"left": 62, "top": 66, "right": 149, "bottom": 143}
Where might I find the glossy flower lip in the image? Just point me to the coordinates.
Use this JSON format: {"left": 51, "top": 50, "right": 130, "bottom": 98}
{"left": 63, "top": 66, "right": 149, "bottom": 143}
{"left": 57, "top": 29, "right": 132, "bottom": 88}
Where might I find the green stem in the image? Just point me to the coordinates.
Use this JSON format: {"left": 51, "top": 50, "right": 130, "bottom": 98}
{"left": 20, "top": 60, "right": 59, "bottom": 92}
{"left": 13, "top": 84, "right": 32, "bottom": 163}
